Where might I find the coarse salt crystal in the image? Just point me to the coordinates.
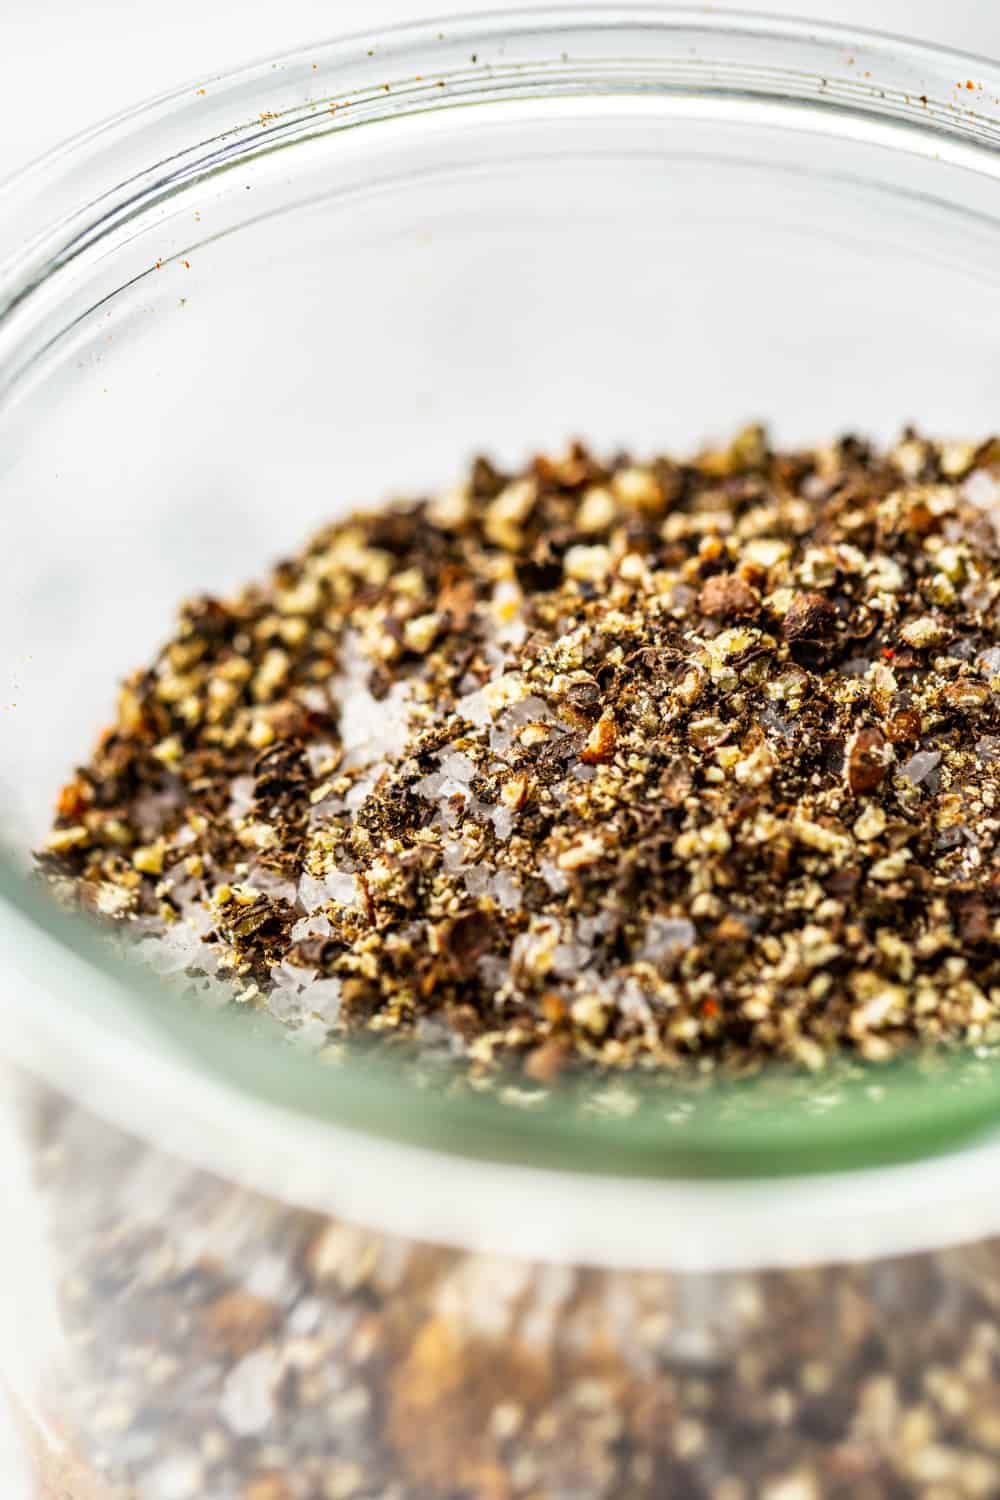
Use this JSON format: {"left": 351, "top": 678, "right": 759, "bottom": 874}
{"left": 325, "top": 870, "right": 359, "bottom": 906}
{"left": 640, "top": 917, "right": 696, "bottom": 963}
{"left": 219, "top": 1350, "right": 279, "bottom": 1436}
{"left": 456, "top": 688, "right": 491, "bottom": 726}
{"left": 290, "top": 914, "right": 332, "bottom": 942}
{"left": 330, "top": 632, "right": 411, "bottom": 768}
{"left": 303, "top": 975, "right": 342, "bottom": 1023}
{"left": 491, "top": 806, "right": 515, "bottom": 841}
{"left": 491, "top": 869, "right": 521, "bottom": 911}
{"left": 505, "top": 693, "right": 555, "bottom": 727}
{"left": 463, "top": 864, "right": 493, "bottom": 897}
{"left": 963, "top": 469, "right": 1000, "bottom": 511}
{"left": 298, "top": 872, "right": 329, "bottom": 912}
{"left": 226, "top": 775, "right": 255, "bottom": 820}
{"left": 147, "top": 1454, "right": 205, "bottom": 1500}
{"left": 901, "top": 750, "right": 941, "bottom": 785}
{"left": 439, "top": 750, "right": 477, "bottom": 783}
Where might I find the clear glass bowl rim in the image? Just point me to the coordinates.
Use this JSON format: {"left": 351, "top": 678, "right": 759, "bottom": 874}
{"left": 4, "top": 7, "right": 1000, "bottom": 1265}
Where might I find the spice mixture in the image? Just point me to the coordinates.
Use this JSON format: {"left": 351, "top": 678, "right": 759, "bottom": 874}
{"left": 39, "top": 427, "right": 1000, "bottom": 1077}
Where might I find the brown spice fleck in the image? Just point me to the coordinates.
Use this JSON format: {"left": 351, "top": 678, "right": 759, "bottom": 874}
{"left": 580, "top": 711, "right": 618, "bottom": 764}
{"left": 204, "top": 1290, "right": 279, "bottom": 1357}
{"left": 242, "top": 1477, "right": 294, "bottom": 1500}
{"left": 697, "top": 572, "right": 759, "bottom": 620}
{"left": 845, "top": 728, "right": 892, "bottom": 797}
{"left": 782, "top": 591, "right": 839, "bottom": 642}
{"left": 524, "top": 1037, "right": 569, "bottom": 1083}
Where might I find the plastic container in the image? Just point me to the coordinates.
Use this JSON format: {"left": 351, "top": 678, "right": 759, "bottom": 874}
{"left": 4, "top": 9, "right": 1000, "bottom": 1497}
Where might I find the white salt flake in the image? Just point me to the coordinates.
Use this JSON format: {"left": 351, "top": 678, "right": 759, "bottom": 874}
{"left": 290, "top": 914, "right": 332, "bottom": 942}
{"left": 489, "top": 724, "right": 514, "bottom": 753}
{"left": 439, "top": 750, "right": 477, "bottom": 783}
{"left": 305, "top": 740, "right": 336, "bottom": 775}
{"left": 578, "top": 910, "right": 613, "bottom": 944}
{"left": 456, "top": 687, "right": 491, "bottom": 727}
{"left": 504, "top": 693, "right": 555, "bottom": 728}
{"left": 441, "top": 838, "right": 466, "bottom": 872}
{"left": 552, "top": 941, "right": 590, "bottom": 978}
{"left": 641, "top": 917, "right": 696, "bottom": 963}
{"left": 325, "top": 870, "right": 359, "bottom": 906}
{"left": 491, "top": 806, "right": 515, "bottom": 841}
{"left": 268, "top": 982, "right": 309, "bottom": 1025}
{"left": 491, "top": 869, "right": 521, "bottom": 911}
{"left": 478, "top": 954, "right": 508, "bottom": 990}
{"left": 901, "top": 750, "right": 941, "bottom": 785}
{"left": 137, "top": 924, "right": 204, "bottom": 977}
{"left": 147, "top": 1453, "right": 205, "bottom": 1500}
{"left": 226, "top": 775, "right": 255, "bottom": 821}
{"left": 219, "top": 1349, "right": 279, "bottom": 1435}
{"left": 298, "top": 872, "right": 329, "bottom": 912}
{"left": 963, "top": 469, "right": 1000, "bottom": 511}
{"left": 245, "top": 867, "right": 296, "bottom": 902}
{"left": 413, "top": 769, "right": 444, "bottom": 798}
{"left": 463, "top": 865, "right": 494, "bottom": 897}
{"left": 304, "top": 976, "right": 342, "bottom": 1023}
{"left": 414, "top": 751, "right": 478, "bottom": 828}
{"left": 330, "top": 631, "right": 411, "bottom": 769}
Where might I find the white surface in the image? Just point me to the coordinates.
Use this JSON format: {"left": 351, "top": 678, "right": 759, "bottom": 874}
{"left": 1, "top": 2, "right": 1000, "bottom": 1494}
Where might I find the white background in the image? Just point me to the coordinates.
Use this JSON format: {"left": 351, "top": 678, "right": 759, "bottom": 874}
{"left": 1, "top": 0, "right": 1000, "bottom": 1494}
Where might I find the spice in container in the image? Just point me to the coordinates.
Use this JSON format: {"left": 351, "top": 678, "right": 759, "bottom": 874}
{"left": 39, "top": 426, "right": 1000, "bottom": 1080}
{"left": 23, "top": 425, "right": 1000, "bottom": 1500}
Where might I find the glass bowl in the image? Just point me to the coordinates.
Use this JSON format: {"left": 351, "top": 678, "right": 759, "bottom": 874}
{"left": 4, "top": 9, "right": 1000, "bottom": 1498}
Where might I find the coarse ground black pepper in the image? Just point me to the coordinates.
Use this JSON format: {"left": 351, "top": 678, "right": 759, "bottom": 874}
{"left": 38, "top": 426, "right": 1000, "bottom": 1081}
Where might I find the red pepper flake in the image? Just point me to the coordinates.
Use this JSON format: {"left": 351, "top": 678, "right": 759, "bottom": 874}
{"left": 881, "top": 646, "right": 894, "bottom": 660}
{"left": 56, "top": 778, "right": 92, "bottom": 820}
{"left": 702, "top": 999, "right": 719, "bottom": 1018}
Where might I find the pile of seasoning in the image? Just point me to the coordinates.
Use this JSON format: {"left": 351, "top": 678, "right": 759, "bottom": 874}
{"left": 39, "top": 427, "right": 1000, "bottom": 1078}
